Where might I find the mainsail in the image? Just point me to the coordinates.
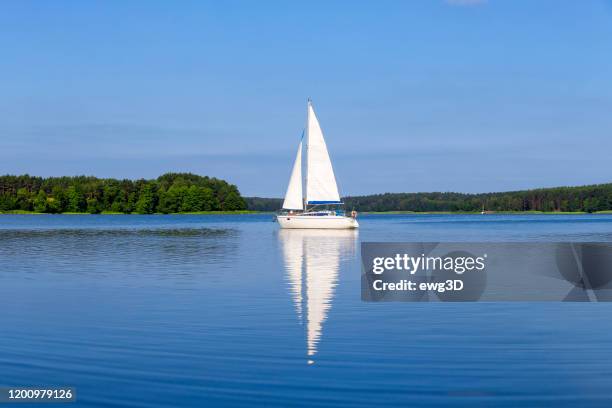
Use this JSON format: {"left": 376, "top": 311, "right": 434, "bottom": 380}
{"left": 282, "top": 139, "right": 303, "bottom": 210}
{"left": 305, "top": 101, "right": 341, "bottom": 205}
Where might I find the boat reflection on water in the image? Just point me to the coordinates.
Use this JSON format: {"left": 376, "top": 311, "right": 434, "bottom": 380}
{"left": 278, "top": 229, "right": 358, "bottom": 364}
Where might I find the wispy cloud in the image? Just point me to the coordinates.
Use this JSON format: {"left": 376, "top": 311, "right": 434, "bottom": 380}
{"left": 445, "top": 0, "right": 487, "bottom": 6}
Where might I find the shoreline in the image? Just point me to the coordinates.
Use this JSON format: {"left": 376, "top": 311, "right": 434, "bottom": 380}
{"left": 0, "top": 210, "right": 260, "bottom": 215}
{"left": 361, "top": 210, "right": 612, "bottom": 215}
{"left": 2, "top": 210, "right": 612, "bottom": 215}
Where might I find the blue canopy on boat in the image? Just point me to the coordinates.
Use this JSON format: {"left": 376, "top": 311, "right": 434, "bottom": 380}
{"left": 307, "top": 201, "right": 343, "bottom": 205}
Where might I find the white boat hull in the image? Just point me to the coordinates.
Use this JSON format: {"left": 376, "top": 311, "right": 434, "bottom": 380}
{"left": 277, "top": 214, "right": 359, "bottom": 229}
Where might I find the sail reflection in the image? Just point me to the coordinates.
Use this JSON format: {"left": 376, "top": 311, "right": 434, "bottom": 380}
{"left": 279, "top": 229, "right": 357, "bottom": 364}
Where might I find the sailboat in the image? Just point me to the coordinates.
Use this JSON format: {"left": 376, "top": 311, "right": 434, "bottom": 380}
{"left": 276, "top": 100, "right": 359, "bottom": 229}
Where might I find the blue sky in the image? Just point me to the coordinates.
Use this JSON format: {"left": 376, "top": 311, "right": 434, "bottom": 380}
{"left": 1, "top": 1, "right": 612, "bottom": 197}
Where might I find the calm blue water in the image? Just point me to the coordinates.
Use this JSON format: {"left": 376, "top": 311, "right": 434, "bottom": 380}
{"left": 2, "top": 214, "right": 612, "bottom": 407}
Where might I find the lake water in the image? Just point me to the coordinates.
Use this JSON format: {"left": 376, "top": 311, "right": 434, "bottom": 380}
{"left": 2, "top": 214, "right": 612, "bottom": 407}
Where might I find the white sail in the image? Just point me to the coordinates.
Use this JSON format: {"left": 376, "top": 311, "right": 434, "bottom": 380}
{"left": 282, "top": 140, "right": 303, "bottom": 210}
{"left": 305, "top": 101, "right": 341, "bottom": 205}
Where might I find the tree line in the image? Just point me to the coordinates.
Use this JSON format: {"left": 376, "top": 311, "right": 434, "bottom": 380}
{"left": 0, "top": 173, "right": 247, "bottom": 214}
{"left": 343, "top": 183, "right": 612, "bottom": 213}
{"left": 244, "top": 183, "right": 612, "bottom": 213}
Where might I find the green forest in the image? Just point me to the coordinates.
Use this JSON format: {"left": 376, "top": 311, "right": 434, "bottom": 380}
{"left": 3, "top": 175, "right": 611, "bottom": 214}
{"left": 0, "top": 173, "right": 247, "bottom": 214}
{"left": 245, "top": 183, "right": 612, "bottom": 213}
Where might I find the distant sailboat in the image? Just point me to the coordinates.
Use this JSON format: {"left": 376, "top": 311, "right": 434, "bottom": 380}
{"left": 277, "top": 100, "right": 359, "bottom": 229}
{"left": 481, "top": 204, "right": 494, "bottom": 214}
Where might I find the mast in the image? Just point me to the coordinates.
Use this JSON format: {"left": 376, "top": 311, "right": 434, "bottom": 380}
{"left": 304, "top": 98, "right": 311, "bottom": 209}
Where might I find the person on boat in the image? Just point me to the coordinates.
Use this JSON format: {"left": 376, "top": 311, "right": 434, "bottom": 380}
{"left": 351, "top": 210, "right": 357, "bottom": 218}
